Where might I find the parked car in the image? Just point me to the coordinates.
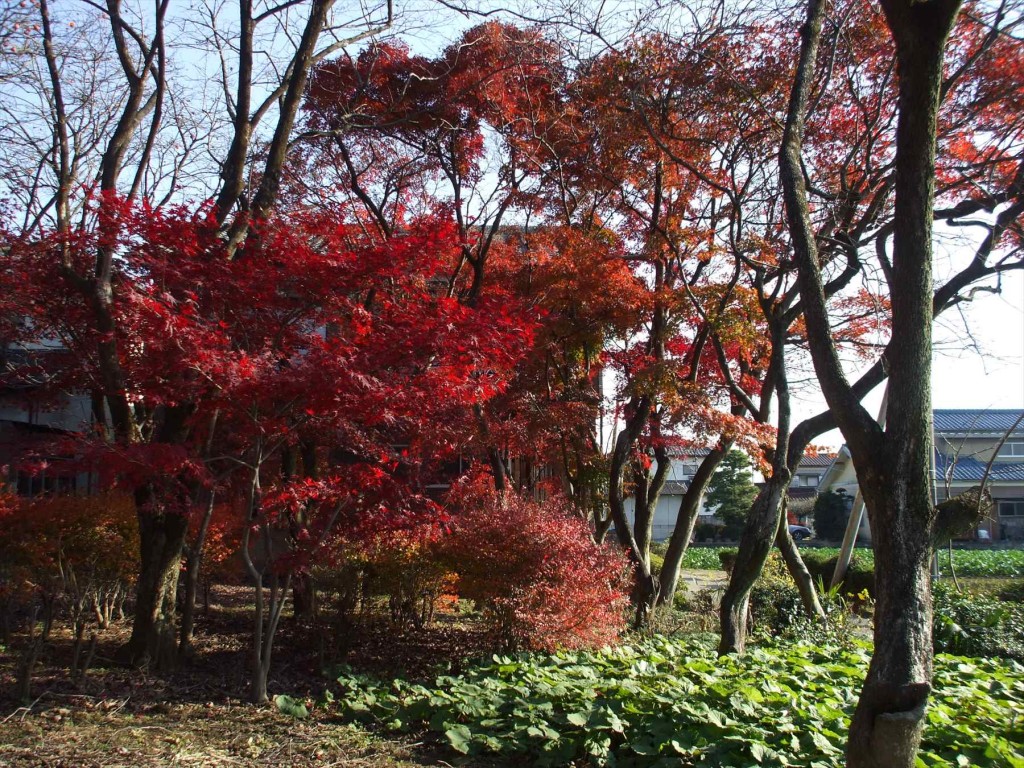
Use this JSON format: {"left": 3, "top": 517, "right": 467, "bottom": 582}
{"left": 788, "top": 524, "right": 812, "bottom": 541}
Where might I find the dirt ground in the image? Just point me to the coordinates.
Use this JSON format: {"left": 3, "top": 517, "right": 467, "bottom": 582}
{"left": 0, "top": 585, "right": 495, "bottom": 767}
{"left": 1, "top": 701, "right": 416, "bottom": 768}
{"left": 675, "top": 569, "right": 729, "bottom": 595}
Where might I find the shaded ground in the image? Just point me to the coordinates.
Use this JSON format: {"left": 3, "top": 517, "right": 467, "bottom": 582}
{"left": 1, "top": 566, "right": 908, "bottom": 766}
{"left": 1, "top": 701, "right": 414, "bottom": 767}
{"left": 0, "top": 585, "right": 493, "bottom": 767}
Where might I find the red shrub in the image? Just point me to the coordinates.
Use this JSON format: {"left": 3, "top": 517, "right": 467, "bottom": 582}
{"left": 441, "top": 491, "right": 629, "bottom": 652}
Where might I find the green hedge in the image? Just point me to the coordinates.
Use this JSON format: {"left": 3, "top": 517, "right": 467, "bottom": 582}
{"left": 800, "top": 551, "right": 875, "bottom": 597}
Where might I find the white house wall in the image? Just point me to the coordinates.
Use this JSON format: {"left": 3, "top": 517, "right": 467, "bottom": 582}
{"left": 623, "top": 493, "right": 712, "bottom": 541}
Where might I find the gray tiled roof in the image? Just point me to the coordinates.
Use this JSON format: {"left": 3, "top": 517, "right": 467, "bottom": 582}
{"left": 667, "top": 447, "right": 713, "bottom": 458}
{"left": 661, "top": 482, "right": 690, "bottom": 495}
{"left": 933, "top": 409, "right": 1024, "bottom": 434}
{"left": 787, "top": 486, "right": 818, "bottom": 499}
{"left": 934, "top": 452, "right": 1024, "bottom": 483}
{"left": 797, "top": 454, "right": 836, "bottom": 468}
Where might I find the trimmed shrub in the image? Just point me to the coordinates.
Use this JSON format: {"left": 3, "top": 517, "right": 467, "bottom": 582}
{"left": 648, "top": 551, "right": 665, "bottom": 576}
{"left": 933, "top": 582, "right": 1024, "bottom": 661}
{"left": 812, "top": 489, "right": 851, "bottom": 542}
{"left": 718, "top": 548, "right": 738, "bottom": 574}
{"left": 316, "top": 522, "right": 456, "bottom": 634}
{"left": 801, "top": 552, "right": 875, "bottom": 598}
{"left": 363, "top": 530, "right": 456, "bottom": 629}
{"left": 749, "top": 551, "right": 803, "bottom": 634}
{"left": 998, "top": 580, "right": 1024, "bottom": 603}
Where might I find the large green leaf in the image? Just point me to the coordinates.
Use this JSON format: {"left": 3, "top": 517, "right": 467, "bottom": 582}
{"left": 273, "top": 694, "right": 308, "bottom": 719}
{"left": 445, "top": 724, "right": 474, "bottom": 754}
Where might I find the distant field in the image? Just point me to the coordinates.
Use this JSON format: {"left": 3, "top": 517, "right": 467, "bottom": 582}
{"left": 679, "top": 545, "right": 1024, "bottom": 577}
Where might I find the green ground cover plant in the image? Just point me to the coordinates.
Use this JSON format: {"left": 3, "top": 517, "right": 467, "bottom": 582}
{"left": 679, "top": 548, "right": 727, "bottom": 570}
{"left": 944, "top": 550, "right": 1024, "bottom": 578}
{"left": 329, "top": 635, "right": 1024, "bottom": 767}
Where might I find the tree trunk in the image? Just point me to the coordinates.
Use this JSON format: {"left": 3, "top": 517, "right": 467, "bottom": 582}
{"left": 179, "top": 492, "right": 216, "bottom": 658}
{"left": 779, "top": 0, "right": 961, "bottom": 762}
{"left": 245, "top": 536, "right": 292, "bottom": 704}
{"left": 775, "top": 502, "right": 824, "bottom": 620}
{"left": 122, "top": 502, "right": 188, "bottom": 670}
{"left": 718, "top": 479, "right": 787, "bottom": 653}
{"left": 121, "top": 406, "right": 195, "bottom": 669}
{"left": 632, "top": 443, "right": 669, "bottom": 580}
{"left": 720, "top": 323, "right": 795, "bottom": 654}
{"left": 292, "top": 573, "right": 316, "bottom": 622}
{"left": 593, "top": 510, "right": 612, "bottom": 544}
{"left": 250, "top": 567, "right": 268, "bottom": 704}
{"left": 847, "top": 471, "right": 935, "bottom": 767}
{"left": 845, "top": 3, "right": 959, "bottom": 765}
{"left": 608, "top": 396, "right": 660, "bottom": 625}
{"left": 657, "top": 445, "right": 730, "bottom": 607}
{"left": 289, "top": 441, "right": 318, "bottom": 621}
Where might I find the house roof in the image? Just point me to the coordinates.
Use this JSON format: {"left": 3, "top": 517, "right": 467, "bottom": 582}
{"left": 667, "top": 447, "right": 712, "bottom": 459}
{"left": 797, "top": 453, "right": 836, "bottom": 468}
{"left": 0, "top": 418, "right": 70, "bottom": 436}
{"left": 933, "top": 409, "right": 1024, "bottom": 435}
{"left": 934, "top": 453, "right": 1024, "bottom": 483}
{"left": 661, "top": 481, "right": 690, "bottom": 496}
{"left": 788, "top": 486, "right": 818, "bottom": 499}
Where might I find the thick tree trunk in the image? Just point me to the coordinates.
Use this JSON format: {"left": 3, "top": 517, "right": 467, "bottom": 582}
{"left": 844, "top": 3, "right": 959, "bottom": 765}
{"left": 122, "top": 501, "right": 188, "bottom": 670}
{"left": 291, "top": 573, "right": 316, "bottom": 622}
{"left": 847, "top": 472, "right": 935, "bottom": 767}
{"left": 122, "top": 406, "right": 195, "bottom": 669}
{"left": 780, "top": 0, "right": 961, "bottom": 762}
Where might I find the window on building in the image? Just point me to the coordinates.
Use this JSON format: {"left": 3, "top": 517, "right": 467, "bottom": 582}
{"left": 997, "top": 442, "right": 1024, "bottom": 458}
{"left": 14, "top": 468, "right": 77, "bottom": 498}
{"left": 998, "top": 500, "right": 1024, "bottom": 518}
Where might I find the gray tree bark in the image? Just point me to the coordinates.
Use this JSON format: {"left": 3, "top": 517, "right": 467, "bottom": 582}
{"left": 779, "top": 0, "right": 962, "bottom": 762}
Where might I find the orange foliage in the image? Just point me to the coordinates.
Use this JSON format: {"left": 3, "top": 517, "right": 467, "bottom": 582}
{"left": 0, "top": 491, "right": 138, "bottom": 603}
